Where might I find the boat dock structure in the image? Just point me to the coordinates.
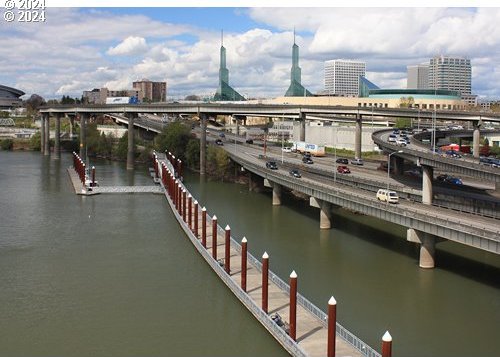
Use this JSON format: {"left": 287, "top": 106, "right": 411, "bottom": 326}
{"left": 152, "top": 151, "right": 390, "bottom": 357}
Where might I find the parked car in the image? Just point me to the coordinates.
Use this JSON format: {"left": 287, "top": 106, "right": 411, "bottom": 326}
{"left": 350, "top": 158, "right": 364, "bottom": 165}
{"left": 289, "top": 169, "right": 301, "bottom": 178}
{"left": 337, "top": 165, "right": 350, "bottom": 174}
{"left": 302, "top": 157, "right": 314, "bottom": 164}
{"left": 245, "top": 139, "right": 254, "bottom": 144}
{"left": 376, "top": 189, "right": 399, "bottom": 204}
{"left": 266, "top": 161, "right": 278, "bottom": 170}
{"left": 215, "top": 139, "right": 224, "bottom": 146}
{"left": 282, "top": 147, "right": 292, "bottom": 153}
{"left": 336, "top": 158, "right": 348, "bottom": 164}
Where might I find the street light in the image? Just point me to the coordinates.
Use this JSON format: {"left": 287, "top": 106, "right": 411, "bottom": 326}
{"left": 387, "top": 150, "right": 403, "bottom": 202}
{"left": 333, "top": 125, "right": 338, "bottom": 183}
{"left": 281, "top": 113, "right": 284, "bottom": 164}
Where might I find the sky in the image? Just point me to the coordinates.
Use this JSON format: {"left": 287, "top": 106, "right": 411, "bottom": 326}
{"left": 1, "top": 6, "right": 500, "bottom": 100}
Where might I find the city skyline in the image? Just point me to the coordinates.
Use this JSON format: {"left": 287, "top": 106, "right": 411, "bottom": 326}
{"left": 2, "top": 7, "right": 500, "bottom": 100}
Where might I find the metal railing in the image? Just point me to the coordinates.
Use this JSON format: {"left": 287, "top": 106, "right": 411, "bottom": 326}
{"left": 157, "top": 157, "right": 381, "bottom": 357}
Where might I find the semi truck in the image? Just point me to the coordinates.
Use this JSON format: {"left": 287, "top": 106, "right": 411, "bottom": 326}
{"left": 291, "top": 141, "right": 326, "bottom": 157}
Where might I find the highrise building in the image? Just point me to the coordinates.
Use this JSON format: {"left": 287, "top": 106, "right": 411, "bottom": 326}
{"left": 428, "top": 55, "right": 471, "bottom": 96}
{"left": 214, "top": 31, "right": 245, "bottom": 101}
{"left": 132, "top": 79, "right": 167, "bottom": 102}
{"left": 285, "top": 30, "right": 312, "bottom": 97}
{"left": 407, "top": 64, "right": 429, "bottom": 89}
{"left": 324, "top": 59, "right": 366, "bottom": 97}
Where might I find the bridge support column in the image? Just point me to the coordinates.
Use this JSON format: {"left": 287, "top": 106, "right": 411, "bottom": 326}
{"left": 79, "top": 113, "right": 88, "bottom": 159}
{"left": 272, "top": 182, "right": 282, "bottom": 206}
{"left": 299, "top": 112, "right": 306, "bottom": 141}
{"left": 472, "top": 122, "right": 481, "bottom": 159}
{"left": 69, "top": 115, "right": 74, "bottom": 138}
{"left": 355, "top": 115, "right": 362, "bottom": 160}
{"left": 44, "top": 114, "right": 50, "bottom": 155}
{"left": 422, "top": 165, "right": 433, "bottom": 205}
{"left": 200, "top": 114, "right": 207, "bottom": 175}
{"left": 54, "top": 113, "right": 61, "bottom": 160}
{"left": 407, "top": 228, "right": 436, "bottom": 268}
{"left": 126, "top": 113, "right": 136, "bottom": 170}
{"left": 393, "top": 156, "right": 404, "bottom": 175}
{"left": 40, "top": 114, "right": 46, "bottom": 154}
{"left": 310, "top": 197, "right": 332, "bottom": 229}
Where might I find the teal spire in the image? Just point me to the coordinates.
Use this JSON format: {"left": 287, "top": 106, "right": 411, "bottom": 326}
{"left": 214, "top": 30, "right": 246, "bottom": 101}
{"left": 285, "top": 29, "right": 312, "bottom": 97}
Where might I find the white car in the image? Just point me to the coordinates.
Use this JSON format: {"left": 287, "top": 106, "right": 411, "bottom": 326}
{"left": 395, "top": 138, "right": 407, "bottom": 146}
{"left": 282, "top": 147, "right": 292, "bottom": 153}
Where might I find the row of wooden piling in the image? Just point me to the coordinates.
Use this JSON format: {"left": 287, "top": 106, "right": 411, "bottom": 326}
{"left": 153, "top": 152, "right": 393, "bottom": 357}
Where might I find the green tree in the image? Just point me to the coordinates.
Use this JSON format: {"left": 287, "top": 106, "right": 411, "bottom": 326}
{"left": 185, "top": 138, "right": 200, "bottom": 169}
{"left": 207, "top": 146, "right": 230, "bottom": 180}
{"left": 113, "top": 131, "right": 129, "bottom": 160}
{"left": 394, "top": 117, "right": 412, "bottom": 128}
{"left": 155, "top": 121, "right": 191, "bottom": 160}
{"left": 0, "top": 111, "right": 9, "bottom": 118}
{"left": 96, "top": 132, "right": 113, "bottom": 157}
{"left": 29, "top": 131, "right": 41, "bottom": 151}
{"left": 0, "top": 139, "right": 14, "bottom": 150}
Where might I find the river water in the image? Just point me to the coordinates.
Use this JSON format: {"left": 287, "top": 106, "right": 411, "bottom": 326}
{"left": 1, "top": 151, "right": 499, "bottom": 357}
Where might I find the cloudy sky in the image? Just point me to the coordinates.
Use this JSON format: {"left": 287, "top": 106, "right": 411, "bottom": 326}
{"left": 1, "top": 7, "right": 500, "bottom": 100}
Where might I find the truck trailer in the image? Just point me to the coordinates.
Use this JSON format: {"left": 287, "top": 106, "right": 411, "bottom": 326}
{"left": 291, "top": 141, "right": 326, "bottom": 157}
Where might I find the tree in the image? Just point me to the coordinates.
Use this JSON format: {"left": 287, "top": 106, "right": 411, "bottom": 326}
{"left": 185, "top": 95, "right": 201, "bottom": 101}
{"left": 185, "top": 138, "right": 200, "bottom": 169}
{"left": 29, "top": 131, "right": 41, "bottom": 151}
{"left": 113, "top": 131, "right": 129, "bottom": 160}
{"left": 154, "top": 121, "right": 191, "bottom": 160}
{"left": 207, "top": 146, "right": 230, "bottom": 180}
{"left": 399, "top": 96, "right": 415, "bottom": 108}
{"left": 25, "top": 94, "right": 46, "bottom": 117}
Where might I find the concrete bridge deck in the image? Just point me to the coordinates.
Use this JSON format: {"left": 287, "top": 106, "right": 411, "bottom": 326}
{"left": 157, "top": 156, "right": 379, "bottom": 357}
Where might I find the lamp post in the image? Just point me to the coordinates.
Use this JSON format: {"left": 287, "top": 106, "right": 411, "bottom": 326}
{"left": 281, "top": 113, "right": 284, "bottom": 164}
{"left": 333, "top": 125, "right": 337, "bottom": 183}
{"left": 387, "top": 150, "right": 403, "bottom": 202}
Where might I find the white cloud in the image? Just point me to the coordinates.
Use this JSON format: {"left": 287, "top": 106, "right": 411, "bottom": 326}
{"left": 107, "top": 36, "right": 148, "bottom": 56}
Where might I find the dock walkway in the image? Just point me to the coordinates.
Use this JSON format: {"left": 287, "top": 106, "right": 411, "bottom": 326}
{"left": 157, "top": 156, "right": 379, "bottom": 357}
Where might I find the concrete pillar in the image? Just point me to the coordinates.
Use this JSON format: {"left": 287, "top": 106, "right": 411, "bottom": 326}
{"left": 241, "top": 237, "right": 247, "bottom": 292}
{"left": 299, "top": 112, "right": 306, "bottom": 141}
{"left": 289, "top": 270, "right": 298, "bottom": 341}
{"left": 262, "top": 252, "right": 269, "bottom": 313}
{"left": 320, "top": 200, "right": 332, "bottom": 230}
{"left": 392, "top": 156, "right": 404, "bottom": 175}
{"left": 355, "top": 115, "right": 362, "bottom": 160}
{"left": 272, "top": 183, "right": 282, "bottom": 206}
{"left": 422, "top": 165, "right": 433, "bottom": 205}
{"left": 407, "top": 228, "right": 436, "bottom": 268}
{"left": 54, "top": 113, "right": 61, "bottom": 160}
{"left": 91, "top": 166, "right": 95, "bottom": 187}
{"left": 382, "top": 331, "right": 392, "bottom": 357}
{"left": 126, "top": 113, "right": 136, "bottom": 170}
{"left": 200, "top": 114, "right": 207, "bottom": 175}
{"left": 212, "top": 215, "right": 218, "bottom": 260}
{"left": 40, "top": 114, "right": 45, "bottom": 154}
{"left": 224, "top": 225, "right": 231, "bottom": 274}
{"left": 328, "top": 296, "right": 337, "bottom": 357}
{"left": 79, "top": 113, "right": 88, "bottom": 159}
{"left": 69, "top": 115, "right": 74, "bottom": 138}
{"left": 473, "top": 122, "right": 481, "bottom": 159}
{"left": 44, "top": 114, "right": 50, "bottom": 155}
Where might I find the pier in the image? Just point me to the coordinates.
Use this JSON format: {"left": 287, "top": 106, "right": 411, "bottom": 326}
{"left": 155, "top": 152, "right": 382, "bottom": 357}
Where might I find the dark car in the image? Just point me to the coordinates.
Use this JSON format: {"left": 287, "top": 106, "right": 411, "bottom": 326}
{"left": 245, "top": 139, "right": 254, "bottom": 144}
{"left": 289, "top": 169, "right": 301, "bottom": 178}
{"left": 445, "top": 150, "right": 461, "bottom": 158}
{"left": 337, "top": 165, "right": 350, "bottom": 174}
{"left": 266, "top": 161, "right": 278, "bottom": 170}
{"left": 219, "top": 133, "right": 226, "bottom": 138}
{"left": 336, "top": 158, "right": 348, "bottom": 164}
{"left": 302, "top": 157, "right": 314, "bottom": 164}
{"left": 215, "top": 139, "right": 224, "bottom": 146}
{"left": 437, "top": 174, "right": 463, "bottom": 185}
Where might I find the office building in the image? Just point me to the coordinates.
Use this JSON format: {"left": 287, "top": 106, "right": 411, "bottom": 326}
{"left": 429, "top": 55, "right": 471, "bottom": 96}
{"left": 407, "top": 64, "right": 429, "bottom": 89}
{"left": 133, "top": 79, "right": 167, "bottom": 102}
{"left": 324, "top": 60, "right": 366, "bottom": 97}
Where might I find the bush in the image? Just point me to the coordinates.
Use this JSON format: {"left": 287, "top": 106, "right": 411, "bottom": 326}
{"left": 154, "top": 121, "right": 191, "bottom": 161}
{"left": 0, "top": 139, "right": 13, "bottom": 150}
{"left": 185, "top": 138, "right": 200, "bottom": 169}
{"left": 29, "top": 131, "right": 41, "bottom": 151}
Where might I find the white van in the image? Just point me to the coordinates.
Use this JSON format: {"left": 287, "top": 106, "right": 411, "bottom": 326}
{"left": 376, "top": 189, "right": 399, "bottom": 204}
